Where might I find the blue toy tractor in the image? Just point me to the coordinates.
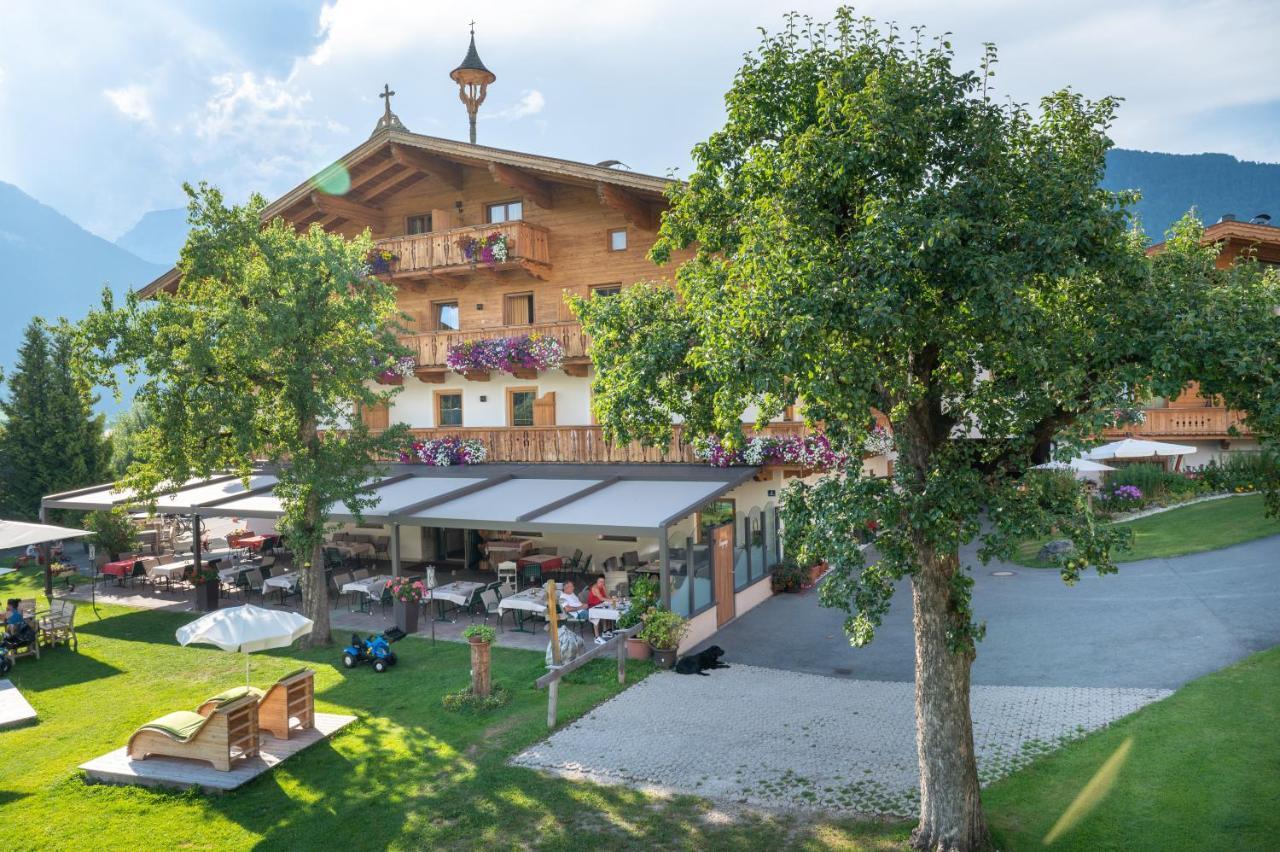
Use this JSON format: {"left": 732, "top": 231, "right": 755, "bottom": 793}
{"left": 341, "top": 631, "right": 400, "bottom": 673}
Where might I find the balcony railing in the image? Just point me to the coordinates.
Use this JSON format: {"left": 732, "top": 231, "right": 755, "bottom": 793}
{"left": 1103, "top": 407, "right": 1253, "bottom": 439}
{"left": 375, "top": 220, "right": 550, "bottom": 279}
{"left": 400, "top": 321, "right": 590, "bottom": 373}
{"left": 399, "top": 423, "right": 810, "bottom": 465}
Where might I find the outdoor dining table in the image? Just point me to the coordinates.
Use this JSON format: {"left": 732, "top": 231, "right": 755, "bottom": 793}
{"left": 517, "top": 553, "right": 564, "bottom": 573}
{"left": 485, "top": 539, "right": 533, "bottom": 565}
{"left": 341, "top": 574, "right": 391, "bottom": 612}
{"left": 426, "top": 580, "right": 486, "bottom": 621}
{"left": 234, "top": 534, "right": 270, "bottom": 551}
{"left": 149, "top": 558, "right": 193, "bottom": 590}
{"left": 497, "top": 587, "right": 548, "bottom": 633}
{"left": 328, "top": 541, "right": 376, "bottom": 559}
{"left": 101, "top": 558, "right": 138, "bottom": 585}
{"left": 262, "top": 571, "right": 301, "bottom": 604}
{"left": 588, "top": 600, "right": 629, "bottom": 626}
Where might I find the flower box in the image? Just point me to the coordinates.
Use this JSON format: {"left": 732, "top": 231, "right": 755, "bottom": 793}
{"left": 446, "top": 333, "right": 564, "bottom": 376}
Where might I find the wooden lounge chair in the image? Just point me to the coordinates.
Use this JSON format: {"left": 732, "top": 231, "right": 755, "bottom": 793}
{"left": 197, "top": 668, "right": 315, "bottom": 740}
{"left": 127, "top": 692, "right": 259, "bottom": 771}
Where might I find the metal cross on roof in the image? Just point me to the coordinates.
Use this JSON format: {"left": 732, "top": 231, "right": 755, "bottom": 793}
{"left": 379, "top": 84, "right": 395, "bottom": 120}
{"left": 371, "top": 83, "right": 406, "bottom": 136}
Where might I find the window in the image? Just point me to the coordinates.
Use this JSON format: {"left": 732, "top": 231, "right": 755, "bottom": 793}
{"left": 503, "top": 292, "right": 534, "bottom": 325}
{"left": 435, "top": 391, "right": 462, "bottom": 427}
{"left": 608, "top": 228, "right": 627, "bottom": 251}
{"left": 486, "top": 200, "right": 523, "bottom": 224}
{"left": 592, "top": 284, "right": 622, "bottom": 299}
{"left": 406, "top": 213, "right": 432, "bottom": 235}
{"left": 507, "top": 387, "right": 537, "bottom": 426}
{"left": 433, "top": 301, "right": 460, "bottom": 331}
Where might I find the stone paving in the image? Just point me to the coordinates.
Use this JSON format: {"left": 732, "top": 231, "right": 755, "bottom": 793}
{"left": 512, "top": 664, "right": 1170, "bottom": 816}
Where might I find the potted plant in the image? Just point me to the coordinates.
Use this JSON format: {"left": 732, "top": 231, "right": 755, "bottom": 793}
{"left": 387, "top": 576, "right": 426, "bottom": 633}
{"left": 191, "top": 565, "right": 220, "bottom": 611}
{"left": 84, "top": 507, "right": 137, "bottom": 561}
{"left": 770, "top": 559, "right": 810, "bottom": 593}
{"left": 617, "top": 575, "right": 657, "bottom": 660}
{"left": 638, "top": 608, "right": 688, "bottom": 669}
{"left": 462, "top": 624, "right": 497, "bottom": 697}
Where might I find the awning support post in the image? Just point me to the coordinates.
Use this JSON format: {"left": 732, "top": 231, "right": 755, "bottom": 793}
{"left": 658, "top": 531, "right": 670, "bottom": 610}
{"left": 390, "top": 523, "right": 401, "bottom": 577}
{"left": 193, "top": 514, "right": 202, "bottom": 578}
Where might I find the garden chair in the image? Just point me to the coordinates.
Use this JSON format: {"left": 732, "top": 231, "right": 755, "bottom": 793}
{"left": 351, "top": 567, "right": 370, "bottom": 582}
{"left": 604, "top": 571, "right": 629, "bottom": 597}
{"left": 128, "top": 692, "right": 259, "bottom": 772}
{"left": 243, "top": 567, "right": 266, "bottom": 604}
{"left": 521, "top": 562, "right": 543, "bottom": 588}
{"left": 478, "top": 589, "right": 506, "bottom": 632}
{"left": 602, "top": 556, "right": 619, "bottom": 572}
{"left": 621, "top": 550, "right": 640, "bottom": 567}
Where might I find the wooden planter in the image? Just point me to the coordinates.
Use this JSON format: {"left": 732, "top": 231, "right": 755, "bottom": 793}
{"left": 376, "top": 374, "right": 404, "bottom": 386}
{"left": 194, "top": 581, "right": 219, "bottom": 612}
{"left": 469, "top": 638, "right": 492, "bottom": 697}
{"left": 626, "top": 636, "right": 651, "bottom": 661}
{"left": 393, "top": 598, "right": 419, "bottom": 634}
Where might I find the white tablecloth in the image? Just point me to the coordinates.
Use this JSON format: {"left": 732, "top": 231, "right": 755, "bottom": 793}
{"left": 588, "top": 602, "right": 628, "bottom": 624}
{"left": 217, "top": 563, "right": 259, "bottom": 582}
{"left": 263, "top": 572, "right": 300, "bottom": 591}
{"left": 498, "top": 588, "right": 548, "bottom": 615}
{"left": 150, "top": 560, "right": 192, "bottom": 580}
{"left": 429, "top": 581, "right": 485, "bottom": 606}
{"left": 341, "top": 575, "right": 391, "bottom": 599}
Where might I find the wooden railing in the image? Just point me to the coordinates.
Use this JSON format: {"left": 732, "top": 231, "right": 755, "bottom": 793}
{"left": 399, "top": 423, "right": 810, "bottom": 464}
{"left": 375, "top": 220, "right": 550, "bottom": 277}
{"left": 1103, "top": 407, "right": 1252, "bottom": 439}
{"left": 400, "top": 321, "right": 590, "bottom": 370}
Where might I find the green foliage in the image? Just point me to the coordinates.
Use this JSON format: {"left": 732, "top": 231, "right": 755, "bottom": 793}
{"left": 107, "top": 400, "right": 154, "bottom": 478}
{"left": 441, "top": 683, "right": 511, "bottom": 712}
{"left": 76, "top": 183, "right": 411, "bottom": 643}
{"left": 637, "top": 608, "right": 688, "bottom": 650}
{"left": 617, "top": 574, "right": 658, "bottom": 629}
{"left": 0, "top": 320, "right": 109, "bottom": 519}
{"left": 770, "top": 559, "right": 811, "bottom": 593}
{"left": 1196, "top": 451, "right": 1277, "bottom": 494}
{"left": 84, "top": 507, "right": 136, "bottom": 559}
{"left": 461, "top": 623, "right": 496, "bottom": 643}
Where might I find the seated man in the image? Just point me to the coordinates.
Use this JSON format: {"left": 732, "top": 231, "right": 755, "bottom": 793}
{"left": 558, "top": 582, "right": 590, "bottom": 625}
{"left": 14, "top": 544, "right": 42, "bottom": 568}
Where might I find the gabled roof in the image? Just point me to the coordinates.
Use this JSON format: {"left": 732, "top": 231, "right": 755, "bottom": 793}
{"left": 138, "top": 127, "right": 676, "bottom": 297}
{"left": 1147, "top": 218, "right": 1280, "bottom": 255}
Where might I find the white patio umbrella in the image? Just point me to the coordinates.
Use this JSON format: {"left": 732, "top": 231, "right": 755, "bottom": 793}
{"left": 1032, "top": 458, "right": 1117, "bottom": 476}
{"left": 1084, "top": 438, "right": 1197, "bottom": 460}
{"left": 0, "top": 519, "right": 93, "bottom": 583}
{"left": 176, "top": 604, "right": 313, "bottom": 685}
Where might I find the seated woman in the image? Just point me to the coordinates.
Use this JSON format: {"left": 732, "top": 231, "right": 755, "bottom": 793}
{"left": 585, "top": 577, "right": 616, "bottom": 645}
{"left": 4, "top": 598, "right": 23, "bottom": 636}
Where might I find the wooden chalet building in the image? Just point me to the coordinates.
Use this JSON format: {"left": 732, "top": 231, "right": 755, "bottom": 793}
{"left": 1101, "top": 215, "right": 1273, "bottom": 465}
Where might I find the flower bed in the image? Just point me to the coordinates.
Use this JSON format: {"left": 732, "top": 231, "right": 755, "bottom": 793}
{"left": 693, "top": 433, "right": 845, "bottom": 469}
{"left": 445, "top": 334, "right": 564, "bottom": 375}
{"left": 399, "top": 437, "right": 487, "bottom": 466}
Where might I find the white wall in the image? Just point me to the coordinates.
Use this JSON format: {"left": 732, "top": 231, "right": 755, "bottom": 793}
{"left": 1177, "top": 439, "right": 1261, "bottom": 469}
{"left": 389, "top": 370, "right": 593, "bottom": 428}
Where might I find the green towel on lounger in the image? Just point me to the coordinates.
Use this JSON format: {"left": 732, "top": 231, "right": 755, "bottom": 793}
{"left": 139, "top": 711, "right": 208, "bottom": 741}
{"left": 205, "top": 685, "right": 265, "bottom": 706}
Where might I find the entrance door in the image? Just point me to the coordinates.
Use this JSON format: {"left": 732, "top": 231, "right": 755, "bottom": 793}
{"left": 712, "top": 522, "right": 736, "bottom": 627}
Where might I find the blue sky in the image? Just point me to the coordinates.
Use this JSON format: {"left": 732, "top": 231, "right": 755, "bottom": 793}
{"left": 2, "top": 0, "right": 1278, "bottom": 239}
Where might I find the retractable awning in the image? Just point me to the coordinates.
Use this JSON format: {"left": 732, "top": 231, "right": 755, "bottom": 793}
{"left": 41, "top": 463, "right": 759, "bottom": 538}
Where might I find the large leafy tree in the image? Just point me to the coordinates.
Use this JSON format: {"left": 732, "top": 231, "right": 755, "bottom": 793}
{"left": 570, "top": 11, "right": 1266, "bottom": 851}
{"left": 80, "top": 183, "right": 408, "bottom": 646}
{"left": 0, "top": 319, "right": 108, "bottom": 521}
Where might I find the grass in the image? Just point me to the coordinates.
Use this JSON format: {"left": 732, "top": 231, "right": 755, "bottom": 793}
{"left": 4, "top": 562, "right": 1277, "bottom": 850}
{"left": 0, "top": 565, "right": 910, "bottom": 850}
{"left": 1014, "top": 493, "right": 1280, "bottom": 567}
{"left": 986, "top": 645, "right": 1280, "bottom": 851}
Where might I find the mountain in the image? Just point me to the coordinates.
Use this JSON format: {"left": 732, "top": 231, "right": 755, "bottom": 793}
{"left": 114, "top": 207, "right": 189, "bottom": 266}
{"left": 0, "top": 181, "right": 164, "bottom": 410}
{"left": 1103, "top": 149, "right": 1280, "bottom": 242}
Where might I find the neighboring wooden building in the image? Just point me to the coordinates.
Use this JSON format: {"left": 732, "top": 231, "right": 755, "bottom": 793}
{"left": 1102, "top": 215, "right": 1274, "bottom": 464}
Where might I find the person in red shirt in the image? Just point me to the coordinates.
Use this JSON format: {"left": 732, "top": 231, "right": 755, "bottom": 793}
{"left": 586, "top": 576, "right": 616, "bottom": 644}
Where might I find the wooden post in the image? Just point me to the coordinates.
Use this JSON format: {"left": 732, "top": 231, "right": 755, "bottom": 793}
{"left": 547, "top": 680, "right": 559, "bottom": 728}
{"left": 390, "top": 522, "right": 401, "bottom": 577}
{"left": 617, "top": 630, "right": 626, "bottom": 684}
{"left": 469, "top": 639, "right": 492, "bottom": 697}
{"left": 544, "top": 579, "right": 561, "bottom": 667}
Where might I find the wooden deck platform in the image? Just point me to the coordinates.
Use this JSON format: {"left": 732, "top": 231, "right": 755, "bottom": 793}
{"left": 80, "top": 712, "right": 356, "bottom": 792}
{"left": 0, "top": 679, "right": 37, "bottom": 729}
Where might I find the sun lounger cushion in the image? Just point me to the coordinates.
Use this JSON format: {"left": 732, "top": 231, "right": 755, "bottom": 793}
{"left": 139, "top": 711, "right": 208, "bottom": 742}
{"left": 206, "top": 685, "right": 265, "bottom": 706}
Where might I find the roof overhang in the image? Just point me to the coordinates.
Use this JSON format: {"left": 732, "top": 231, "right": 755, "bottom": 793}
{"left": 41, "top": 463, "right": 758, "bottom": 538}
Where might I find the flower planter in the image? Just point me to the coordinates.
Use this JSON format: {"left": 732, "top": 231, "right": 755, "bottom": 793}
{"left": 626, "top": 636, "right": 651, "bottom": 661}
{"left": 807, "top": 561, "right": 828, "bottom": 586}
{"left": 393, "top": 598, "right": 419, "bottom": 634}
{"left": 650, "top": 644, "right": 678, "bottom": 669}
{"left": 376, "top": 373, "right": 404, "bottom": 385}
{"left": 194, "top": 581, "right": 219, "bottom": 612}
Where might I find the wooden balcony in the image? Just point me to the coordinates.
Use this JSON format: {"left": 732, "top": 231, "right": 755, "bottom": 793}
{"left": 399, "top": 321, "right": 591, "bottom": 381}
{"left": 374, "top": 220, "right": 550, "bottom": 281}
{"left": 399, "top": 423, "right": 810, "bottom": 465}
{"left": 1103, "top": 407, "right": 1253, "bottom": 440}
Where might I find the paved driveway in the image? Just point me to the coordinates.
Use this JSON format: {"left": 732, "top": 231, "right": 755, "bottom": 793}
{"left": 697, "top": 534, "right": 1280, "bottom": 689}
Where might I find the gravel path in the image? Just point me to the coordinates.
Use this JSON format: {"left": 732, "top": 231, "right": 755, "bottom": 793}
{"left": 513, "top": 665, "right": 1170, "bottom": 816}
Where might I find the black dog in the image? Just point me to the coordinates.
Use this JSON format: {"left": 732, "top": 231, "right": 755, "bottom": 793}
{"left": 675, "top": 645, "right": 730, "bottom": 676}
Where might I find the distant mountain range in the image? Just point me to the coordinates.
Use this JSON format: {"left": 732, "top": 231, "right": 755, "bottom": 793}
{"left": 1102, "top": 150, "right": 1280, "bottom": 241}
{"left": 0, "top": 148, "right": 1277, "bottom": 414}
{"left": 114, "top": 207, "right": 189, "bottom": 266}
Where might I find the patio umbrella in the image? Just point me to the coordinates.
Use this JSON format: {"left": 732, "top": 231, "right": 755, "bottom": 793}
{"left": 1084, "top": 438, "right": 1197, "bottom": 460}
{"left": 1032, "top": 458, "right": 1117, "bottom": 475}
{"left": 0, "top": 519, "right": 93, "bottom": 591}
{"left": 176, "top": 604, "right": 313, "bottom": 685}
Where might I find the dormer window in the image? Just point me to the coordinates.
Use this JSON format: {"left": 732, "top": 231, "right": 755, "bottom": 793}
{"left": 486, "top": 200, "right": 523, "bottom": 224}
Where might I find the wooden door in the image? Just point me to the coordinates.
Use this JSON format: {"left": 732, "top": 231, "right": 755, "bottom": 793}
{"left": 713, "top": 522, "right": 736, "bottom": 627}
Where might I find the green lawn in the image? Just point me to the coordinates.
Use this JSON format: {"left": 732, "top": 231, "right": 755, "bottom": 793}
{"left": 986, "top": 645, "right": 1280, "bottom": 851}
{"left": 3, "top": 562, "right": 1277, "bottom": 850}
{"left": 1014, "top": 493, "right": 1280, "bottom": 567}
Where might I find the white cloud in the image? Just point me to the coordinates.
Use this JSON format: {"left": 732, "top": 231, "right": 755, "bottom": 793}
{"left": 103, "top": 84, "right": 153, "bottom": 123}
{"left": 196, "top": 71, "right": 311, "bottom": 141}
{"left": 486, "top": 89, "right": 545, "bottom": 121}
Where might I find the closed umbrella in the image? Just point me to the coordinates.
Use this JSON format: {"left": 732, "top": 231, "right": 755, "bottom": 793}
{"left": 1032, "top": 458, "right": 1117, "bottom": 476}
{"left": 176, "top": 604, "right": 313, "bottom": 685}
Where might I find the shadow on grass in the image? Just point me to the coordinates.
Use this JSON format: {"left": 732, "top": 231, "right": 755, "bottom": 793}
{"left": 5, "top": 645, "right": 123, "bottom": 692}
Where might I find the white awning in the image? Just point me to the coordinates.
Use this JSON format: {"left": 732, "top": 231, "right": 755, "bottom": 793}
{"left": 0, "top": 519, "right": 93, "bottom": 549}
{"left": 42, "top": 464, "right": 759, "bottom": 537}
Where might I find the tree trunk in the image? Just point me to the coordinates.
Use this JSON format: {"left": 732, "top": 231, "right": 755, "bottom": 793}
{"left": 910, "top": 546, "right": 990, "bottom": 852}
{"left": 299, "top": 495, "right": 331, "bottom": 648}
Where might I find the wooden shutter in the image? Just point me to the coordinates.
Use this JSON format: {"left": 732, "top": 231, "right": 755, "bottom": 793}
{"left": 533, "top": 391, "right": 556, "bottom": 426}
{"left": 359, "top": 402, "right": 389, "bottom": 431}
